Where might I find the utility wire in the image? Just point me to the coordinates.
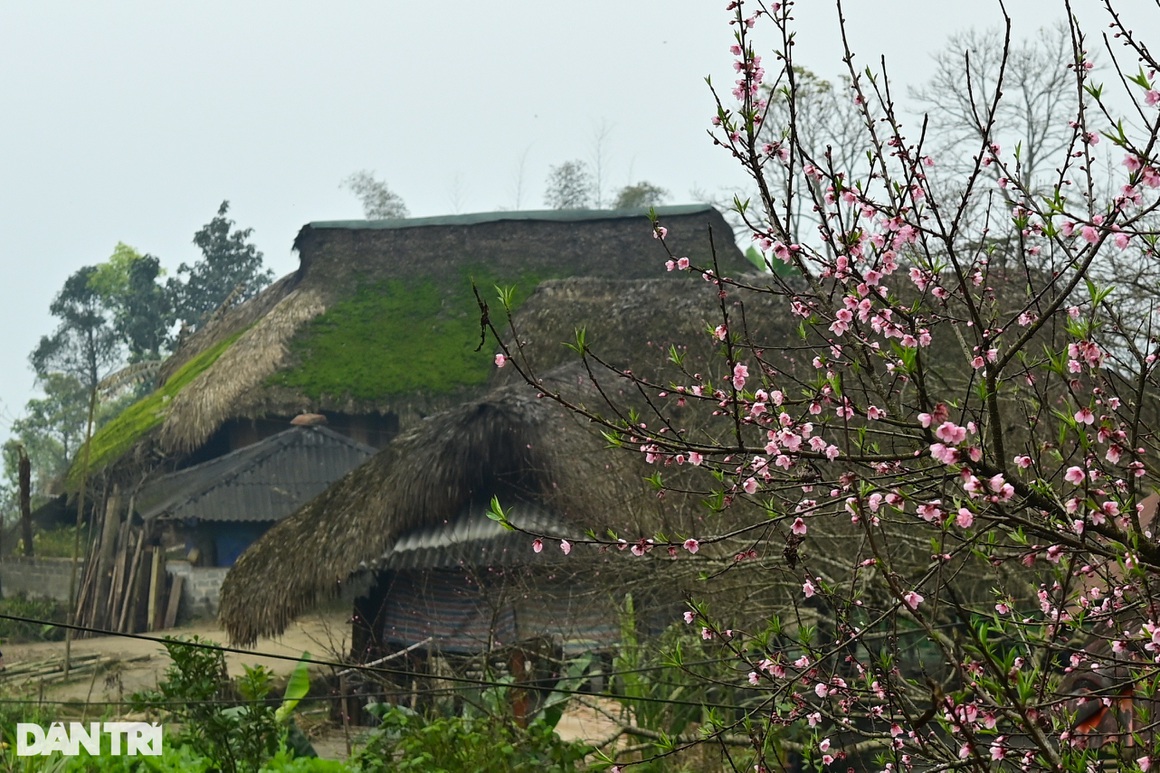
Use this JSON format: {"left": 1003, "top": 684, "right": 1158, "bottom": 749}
{"left": 0, "top": 609, "right": 968, "bottom": 713}
{"left": 0, "top": 613, "right": 770, "bottom": 712}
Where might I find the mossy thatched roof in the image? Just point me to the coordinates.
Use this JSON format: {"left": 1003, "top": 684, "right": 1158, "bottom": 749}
{"left": 80, "top": 206, "right": 743, "bottom": 482}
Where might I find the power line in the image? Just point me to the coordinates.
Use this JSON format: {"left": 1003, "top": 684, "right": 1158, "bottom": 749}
{"left": 0, "top": 606, "right": 979, "bottom": 710}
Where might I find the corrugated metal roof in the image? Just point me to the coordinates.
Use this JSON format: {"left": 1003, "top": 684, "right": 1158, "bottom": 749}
{"left": 364, "top": 501, "right": 578, "bottom": 571}
{"left": 138, "top": 426, "right": 376, "bottom": 523}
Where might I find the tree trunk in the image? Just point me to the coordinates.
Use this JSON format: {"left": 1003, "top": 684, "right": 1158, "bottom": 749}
{"left": 18, "top": 448, "right": 33, "bottom": 557}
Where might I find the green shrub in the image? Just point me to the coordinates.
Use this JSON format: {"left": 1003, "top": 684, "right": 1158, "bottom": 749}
{"left": 354, "top": 653, "right": 592, "bottom": 772}
{"left": 0, "top": 593, "right": 68, "bottom": 642}
{"left": 354, "top": 704, "right": 589, "bottom": 773}
{"left": 131, "top": 636, "right": 315, "bottom": 773}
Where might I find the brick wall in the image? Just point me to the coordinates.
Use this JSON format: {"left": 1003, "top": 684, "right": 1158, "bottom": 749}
{"left": 0, "top": 557, "right": 85, "bottom": 602}
{"left": 165, "top": 561, "right": 230, "bottom": 620}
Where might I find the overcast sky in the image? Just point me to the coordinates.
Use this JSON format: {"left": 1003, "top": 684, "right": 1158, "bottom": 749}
{"left": 2, "top": 0, "right": 1156, "bottom": 446}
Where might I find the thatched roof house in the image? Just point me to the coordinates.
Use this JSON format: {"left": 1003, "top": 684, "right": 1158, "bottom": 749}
{"left": 80, "top": 206, "right": 743, "bottom": 487}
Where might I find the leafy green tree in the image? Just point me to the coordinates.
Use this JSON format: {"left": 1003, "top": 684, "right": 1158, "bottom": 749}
{"left": 89, "top": 242, "right": 173, "bottom": 361}
{"left": 171, "top": 201, "right": 273, "bottom": 330}
{"left": 18, "top": 244, "right": 173, "bottom": 504}
{"left": 30, "top": 265, "right": 122, "bottom": 392}
{"left": 544, "top": 160, "right": 593, "bottom": 209}
{"left": 613, "top": 181, "right": 668, "bottom": 209}
{"left": 342, "top": 170, "right": 410, "bottom": 219}
{"left": 6, "top": 374, "right": 89, "bottom": 490}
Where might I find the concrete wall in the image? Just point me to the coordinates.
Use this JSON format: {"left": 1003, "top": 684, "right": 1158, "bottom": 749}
{"left": 0, "top": 556, "right": 236, "bottom": 623}
{"left": 0, "top": 557, "right": 85, "bottom": 602}
{"left": 165, "top": 561, "right": 230, "bottom": 620}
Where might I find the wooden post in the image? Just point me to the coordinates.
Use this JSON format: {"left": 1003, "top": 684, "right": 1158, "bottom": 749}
{"left": 339, "top": 673, "right": 350, "bottom": 748}
{"left": 162, "top": 575, "right": 183, "bottom": 629}
{"left": 118, "top": 531, "right": 145, "bottom": 633}
{"left": 94, "top": 486, "right": 122, "bottom": 622}
{"left": 105, "top": 519, "right": 130, "bottom": 627}
{"left": 64, "top": 384, "right": 98, "bottom": 677}
{"left": 146, "top": 548, "right": 163, "bottom": 632}
{"left": 510, "top": 647, "right": 529, "bottom": 727}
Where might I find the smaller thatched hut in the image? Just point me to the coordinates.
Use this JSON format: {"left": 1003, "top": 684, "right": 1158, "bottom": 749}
{"left": 219, "top": 365, "right": 699, "bottom": 652}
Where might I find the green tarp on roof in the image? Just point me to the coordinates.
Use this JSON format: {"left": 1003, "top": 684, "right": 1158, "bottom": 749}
{"left": 303, "top": 204, "right": 713, "bottom": 231}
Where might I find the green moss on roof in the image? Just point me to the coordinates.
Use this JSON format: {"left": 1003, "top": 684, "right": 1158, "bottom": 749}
{"left": 270, "top": 269, "right": 544, "bottom": 402}
{"left": 69, "top": 332, "right": 244, "bottom": 484}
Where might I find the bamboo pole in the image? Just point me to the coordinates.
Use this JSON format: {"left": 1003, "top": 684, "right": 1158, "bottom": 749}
{"left": 64, "top": 384, "right": 98, "bottom": 678}
{"left": 117, "top": 531, "right": 145, "bottom": 633}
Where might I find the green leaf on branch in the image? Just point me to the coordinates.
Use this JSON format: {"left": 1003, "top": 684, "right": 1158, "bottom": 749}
{"left": 565, "top": 326, "right": 588, "bottom": 355}
{"left": 486, "top": 496, "right": 514, "bottom": 531}
{"left": 495, "top": 284, "right": 516, "bottom": 311}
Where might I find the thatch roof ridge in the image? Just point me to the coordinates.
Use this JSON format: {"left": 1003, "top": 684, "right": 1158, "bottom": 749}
{"left": 157, "top": 284, "right": 328, "bottom": 454}
{"left": 219, "top": 367, "right": 682, "bottom": 645}
{"left": 295, "top": 204, "right": 714, "bottom": 242}
{"left": 291, "top": 205, "right": 744, "bottom": 286}
{"left": 159, "top": 271, "right": 304, "bottom": 384}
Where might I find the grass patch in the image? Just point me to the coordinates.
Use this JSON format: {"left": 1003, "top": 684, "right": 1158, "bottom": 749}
{"left": 271, "top": 269, "right": 545, "bottom": 401}
{"left": 68, "top": 331, "right": 245, "bottom": 484}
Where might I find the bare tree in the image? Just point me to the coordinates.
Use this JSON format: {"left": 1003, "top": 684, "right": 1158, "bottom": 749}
{"left": 911, "top": 24, "right": 1077, "bottom": 190}
{"left": 757, "top": 67, "right": 869, "bottom": 248}
{"left": 342, "top": 170, "right": 409, "bottom": 219}
{"left": 446, "top": 172, "right": 466, "bottom": 214}
{"left": 590, "top": 119, "right": 614, "bottom": 208}
{"left": 543, "top": 160, "right": 593, "bottom": 209}
{"left": 508, "top": 146, "right": 533, "bottom": 210}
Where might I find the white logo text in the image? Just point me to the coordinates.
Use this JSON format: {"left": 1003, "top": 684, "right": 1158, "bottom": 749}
{"left": 16, "top": 722, "right": 163, "bottom": 757}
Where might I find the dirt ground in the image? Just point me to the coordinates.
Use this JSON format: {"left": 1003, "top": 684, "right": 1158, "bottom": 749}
{"left": 2, "top": 608, "right": 622, "bottom": 760}
{"left": 4, "top": 607, "right": 354, "bottom": 705}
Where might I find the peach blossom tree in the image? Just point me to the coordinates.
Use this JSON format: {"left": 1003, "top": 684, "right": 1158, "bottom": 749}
{"left": 488, "top": 1, "right": 1160, "bottom": 770}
